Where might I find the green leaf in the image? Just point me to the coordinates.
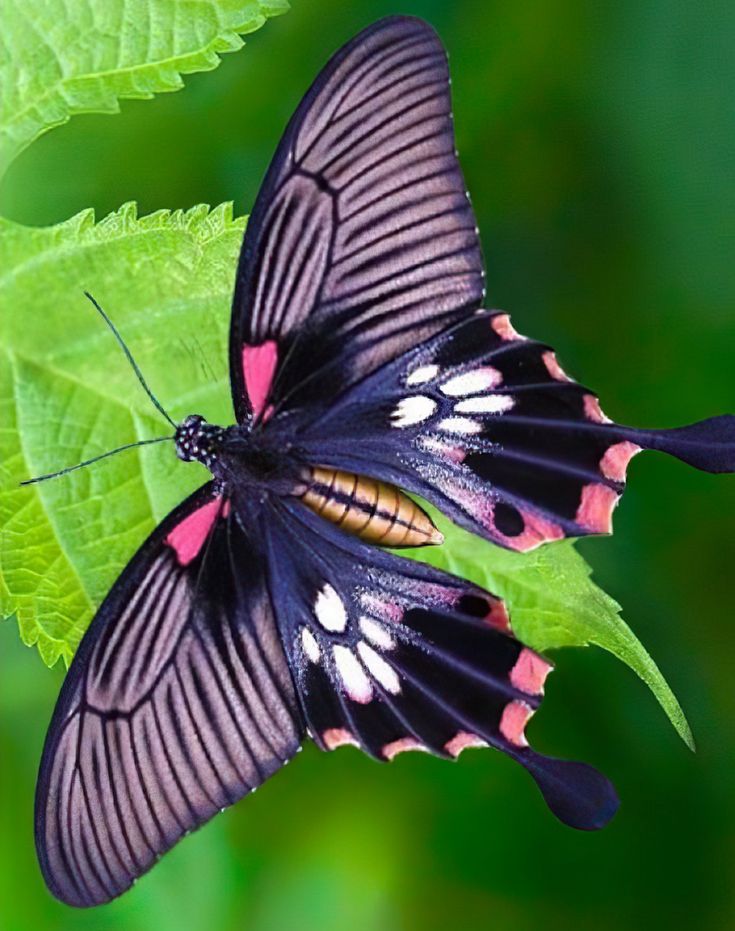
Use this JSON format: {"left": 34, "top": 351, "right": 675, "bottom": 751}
{"left": 0, "top": 202, "right": 243, "bottom": 665}
{"left": 0, "top": 0, "right": 289, "bottom": 178}
{"left": 0, "top": 201, "right": 692, "bottom": 748}
{"left": 0, "top": 0, "right": 691, "bottom": 744}
{"left": 409, "top": 506, "right": 694, "bottom": 750}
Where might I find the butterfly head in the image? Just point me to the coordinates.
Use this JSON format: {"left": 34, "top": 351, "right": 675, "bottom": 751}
{"left": 175, "top": 415, "right": 225, "bottom": 468}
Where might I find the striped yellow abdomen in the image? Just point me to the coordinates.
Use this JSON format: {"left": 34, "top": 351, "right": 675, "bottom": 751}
{"left": 300, "top": 466, "right": 443, "bottom": 548}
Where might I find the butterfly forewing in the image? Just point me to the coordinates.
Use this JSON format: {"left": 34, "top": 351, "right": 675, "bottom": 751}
{"left": 230, "top": 16, "right": 484, "bottom": 423}
{"left": 35, "top": 485, "right": 303, "bottom": 907}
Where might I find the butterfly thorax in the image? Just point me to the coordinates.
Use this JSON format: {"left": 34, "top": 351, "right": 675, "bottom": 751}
{"left": 175, "top": 415, "right": 225, "bottom": 468}
{"left": 175, "top": 414, "right": 297, "bottom": 489}
{"left": 175, "top": 415, "right": 442, "bottom": 548}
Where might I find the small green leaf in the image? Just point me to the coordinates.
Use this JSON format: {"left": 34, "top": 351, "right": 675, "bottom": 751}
{"left": 0, "top": 0, "right": 289, "bottom": 178}
{"left": 409, "top": 507, "right": 694, "bottom": 750}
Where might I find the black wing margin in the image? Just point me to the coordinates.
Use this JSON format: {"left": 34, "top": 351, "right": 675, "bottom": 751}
{"left": 229, "top": 16, "right": 485, "bottom": 423}
{"left": 35, "top": 484, "right": 303, "bottom": 907}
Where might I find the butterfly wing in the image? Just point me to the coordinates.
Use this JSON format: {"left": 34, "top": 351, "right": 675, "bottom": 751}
{"left": 292, "top": 310, "right": 735, "bottom": 551}
{"left": 35, "top": 484, "right": 303, "bottom": 907}
{"left": 260, "top": 496, "right": 618, "bottom": 831}
{"left": 228, "top": 14, "right": 735, "bottom": 547}
{"left": 229, "top": 16, "right": 484, "bottom": 423}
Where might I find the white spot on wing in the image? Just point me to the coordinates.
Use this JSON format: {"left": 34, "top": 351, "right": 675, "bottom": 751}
{"left": 391, "top": 395, "right": 437, "bottom": 428}
{"left": 454, "top": 395, "right": 514, "bottom": 414}
{"left": 359, "top": 616, "right": 395, "bottom": 650}
{"left": 406, "top": 364, "right": 439, "bottom": 386}
{"left": 438, "top": 417, "right": 483, "bottom": 434}
{"left": 358, "top": 641, "right": 401, "bottom": 694}
{"left": 314, "top": 584, "right": 347, "bottom": 632}
{"left": 440, "top": 367, "right": 501, "bottom": 396}
{"left": 333, "top": 646, "right": 373, "bottom": 703}
{"left": 301, "top": 627, "right": 320, "bottom": 663}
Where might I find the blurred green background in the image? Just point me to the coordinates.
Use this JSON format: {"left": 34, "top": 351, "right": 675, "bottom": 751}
{"left": 2, "top": 0, "right": 734, "bottom": 928}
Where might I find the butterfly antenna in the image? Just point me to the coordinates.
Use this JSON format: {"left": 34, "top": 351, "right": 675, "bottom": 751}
{"left": 20, "top": 436, "right": 173, "bottom": 486}
{"left": 83, "top": 291, "right": 177, "bottom": 429}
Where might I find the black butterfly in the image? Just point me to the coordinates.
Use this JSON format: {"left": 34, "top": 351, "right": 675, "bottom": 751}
{"left": 31, "top": 16, "right": 735, "bottom": 907}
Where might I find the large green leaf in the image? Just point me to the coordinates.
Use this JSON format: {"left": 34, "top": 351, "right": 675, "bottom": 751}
{"left": 0, "top": 203, "right": 242, "bottom": 665}
{"left": 0, "top": 204, "right": 692, "bottom": 748}
{"left": 0, "top": 0, "right": 288, "bottom": 177}
{"left": 0, "top": 0, "right": 692, "bottom": 749}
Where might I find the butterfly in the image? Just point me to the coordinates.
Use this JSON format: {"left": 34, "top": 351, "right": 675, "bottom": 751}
{"left": 31, "top": 16, "right": 735, "bottom": 908}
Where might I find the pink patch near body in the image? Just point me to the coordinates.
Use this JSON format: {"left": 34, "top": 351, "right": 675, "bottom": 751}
{"left": 322, "top": 728, "right": 358, "bottom": 750}
{"left": 576, "top": 483, "right": 619, "bottom": 533}
{"left": 491, "top": 313, "right": 525, "bottom": 342}
{"left": 242, "top": 340, "right": 278, "bottom": 420}
{"left": 583, "top": 393, "right": 611, "bottom": 424}
{"left": 600, "top": 441, "right": 642, "bottom": 482}
{"left": 510, "top": 648, "right": 553, "bottom": 696}
{"left": 499, "top": 700, "right": 534, "bottom": 747}
{"left": 542, "top": 350, "right": 571, "bottom": 382}
{"left": 382, "top": 737, "right": 429, "bottom": 760}
{"left": 445, "top": 732, "right": 488, "bottom": 757}
{"left": 165, "top": 497, "right": 227, "bottom": 566}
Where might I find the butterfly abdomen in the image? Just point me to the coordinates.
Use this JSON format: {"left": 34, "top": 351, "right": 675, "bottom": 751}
{"left": 301, "top": 466, "right": 442, "bottom": 548}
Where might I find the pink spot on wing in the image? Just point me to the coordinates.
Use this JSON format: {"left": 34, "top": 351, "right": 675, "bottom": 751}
{"left": 382, "top": 737, "right": 429, "bottom": 760}
{"left": 443, "top": 445, "right": 467, "bottom": 464}
{"left": 445, "top": 732, "right": 488, "bottom": 757}
{"left": 583, "top": 393, "right": 611, "bottom": 424}
{"left": 165, "top": 497, "right": 227, "bottom": 566}
{"left": 510, "top": 648, "right": 553, "bottom": 696}
{"left": 482, "top": 597, "right": 512, "bottom": 633}
{"left": 420, "top": 468, "right": 563, "bottom": 553}
{"left": 600, "top": 441, "right": 642, "bottom": 482}
{"left": 413, "top": 582, "right": 458, "bottom": 608}
{"left": 322, "top": 728, "right": 358, "bottom": 750}
{"left": 439, "top": 480, "right": 565, "bottom": 553}
{"left": 499, "top": 700, "right": 534, "bottom": 747}
{"left": 542, "top": 350, "right": 571, "bottom": 382}
{"left": 361, "top": 595, "right": 404, "bottom": 623}
{"left": 242, "top": 340, "right": 278, "bottom": 420}
{"left": 420, "top": 437, "right": 467, "bottom": 463}
{"left": 491, "top": 313, "right": 525, "bottom": 342}
{"left": 497, "top": 507, "right": 565, "bottom": 552}
{"left": 576, "top": 483, "right": 619, "bottom": 533}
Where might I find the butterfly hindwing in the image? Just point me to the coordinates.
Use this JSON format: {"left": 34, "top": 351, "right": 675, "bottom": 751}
{"left": 294, "top": 310, "right": 735, "bottom": 550}
{"left": 261, "top": 497, "right": 618, "bottom": 831}
{"left": 229, "top": 16, "right": 485, "bottom": 423}
{"left": 35, "top": 484, "right": 303, "bottom": 907}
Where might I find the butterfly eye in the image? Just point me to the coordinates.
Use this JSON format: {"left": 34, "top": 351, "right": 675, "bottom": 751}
{"left": 181, "top": 414, "right": 204, "bottom": 430}
{"left": 175, "top": 414, "right": 207, "bottom": 461}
